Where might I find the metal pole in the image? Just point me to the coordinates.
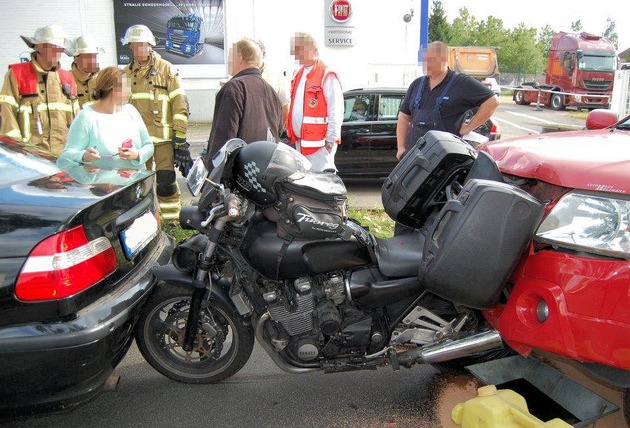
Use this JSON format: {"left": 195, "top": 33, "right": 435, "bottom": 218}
{"left": 534, "top": 89, "right": 542, "bottom": 111}
{"left": 418, "top": 0, "right": 429, "bottom": 64}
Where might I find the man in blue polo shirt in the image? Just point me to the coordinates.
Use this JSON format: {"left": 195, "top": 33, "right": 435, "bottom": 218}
{"left": 396, "top": 41, "right": 499, "bottom": 160}
{"left": 394, "top": 41, "right": 499, "bottom": 235}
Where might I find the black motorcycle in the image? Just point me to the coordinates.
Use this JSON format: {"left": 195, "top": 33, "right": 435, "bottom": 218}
{"left": 135, "top": 131, "right": 543, "bottom": 383}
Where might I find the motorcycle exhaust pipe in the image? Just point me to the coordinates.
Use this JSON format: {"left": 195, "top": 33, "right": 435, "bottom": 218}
{"left": 399, "top": 329, "right": 503, "bottom": 365}
{"left": 254, "top": 312, "right": 318, "bottom": 374}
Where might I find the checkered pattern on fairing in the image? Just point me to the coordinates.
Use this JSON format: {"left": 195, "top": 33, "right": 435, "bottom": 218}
{"left": 243, "top": 161, "right": 266, "bottom": 193}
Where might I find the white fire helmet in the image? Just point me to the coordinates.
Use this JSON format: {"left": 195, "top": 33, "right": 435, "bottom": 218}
{"left": 66, "top": 35, "right": 105, "bottom": 57}
{"left": 121, "top": 25, "right": 156, "bottom": 46}
{"left": 20, "top": 24, "right": 68, "bottom": 50}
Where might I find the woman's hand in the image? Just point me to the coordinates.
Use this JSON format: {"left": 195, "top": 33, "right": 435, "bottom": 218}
{"left": 82, "top": 147, "right": 101, "bottom": 162}
{"left": 118, "top": 147, "right": 139, "bottom": 161}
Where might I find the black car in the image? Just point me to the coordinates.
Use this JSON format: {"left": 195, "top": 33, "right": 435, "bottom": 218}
{"left": 337, "top": 87, "right": 501, "bottom": 178}
{"left": 0, "top": 138, "right": 173, "bottom": 417}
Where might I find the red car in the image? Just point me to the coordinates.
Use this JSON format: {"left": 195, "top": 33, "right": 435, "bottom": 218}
{"left": 478, "top": 109, "right": 630, "bottom": 418}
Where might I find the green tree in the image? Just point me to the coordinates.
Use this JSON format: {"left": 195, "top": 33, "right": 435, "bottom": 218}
{"left": 449, "top": 7, "right": 479, "bottom": 45}
{"left": 428, "top": 0, "right": 452, "bottom": 43}
{"left": 571, "top": 20, "right": 583, "bottom": 31}
{"left": 429, "top": 6, "right": 547, "bottom": 76}
{"left": 501, "top": 24, "right": 545, "bottom": 75}
{"left": 602, "top": 17, "right": 618, "bottom": 49}
{"left": 538, "top": 24, "right": 556, "bottom": 56}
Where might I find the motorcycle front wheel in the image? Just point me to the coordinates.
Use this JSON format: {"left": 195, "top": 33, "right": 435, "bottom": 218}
{"left": 135, "top": 283, "right": 255, "bottom": 384}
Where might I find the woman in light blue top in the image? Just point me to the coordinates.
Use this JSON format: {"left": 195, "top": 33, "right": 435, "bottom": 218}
{"left": 61, "top": 66, "right": 153, "bottom": 168}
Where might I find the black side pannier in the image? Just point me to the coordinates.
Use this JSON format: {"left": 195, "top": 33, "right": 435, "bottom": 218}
{"left": 382, "top": 130, "right": 476, "bottom": 229}
{"left": 419, "top": 179, "right": 545, "bottom": 309}
{"left": 263, "top": 172, "right": 348, "bottom": 240}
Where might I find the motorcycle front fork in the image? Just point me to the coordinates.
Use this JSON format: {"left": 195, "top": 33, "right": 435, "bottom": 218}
{"left": 183, "top": 217, "right": 228, "bottom": 351}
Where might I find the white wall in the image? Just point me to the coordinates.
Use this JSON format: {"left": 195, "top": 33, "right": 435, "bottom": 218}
{"left": 0, "top": 0, "right": 423, "bottom": 122}
{"left": 0, "top": 0, "right": 118, "bottom": 71}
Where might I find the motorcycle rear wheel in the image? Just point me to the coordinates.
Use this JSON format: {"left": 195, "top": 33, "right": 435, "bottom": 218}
{"left": 135, "top": 283, "right": 254, "bottom": 384}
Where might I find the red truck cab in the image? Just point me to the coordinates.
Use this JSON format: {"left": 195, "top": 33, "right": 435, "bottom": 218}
{"left": 514, "top": 32, "right": 616, "bottom": 110}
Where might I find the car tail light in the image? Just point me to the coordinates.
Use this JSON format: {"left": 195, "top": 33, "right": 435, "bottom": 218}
{"left": 15, "top": 226, "right": 117, "bottom": 301}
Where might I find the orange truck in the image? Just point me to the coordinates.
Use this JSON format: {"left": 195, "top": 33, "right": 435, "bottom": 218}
{"left": 448, "top": 46, "right": 499, "bottom": 80}
{"left": 448, "top": 46, "right": 500, "bottom": 94}
{"left": 513, "top": 32, "right": 616, "bottom": 110}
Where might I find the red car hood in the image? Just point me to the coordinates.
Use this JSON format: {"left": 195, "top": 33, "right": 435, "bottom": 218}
{"left": 480, "top": 129, "right": 630, "bottom": 195}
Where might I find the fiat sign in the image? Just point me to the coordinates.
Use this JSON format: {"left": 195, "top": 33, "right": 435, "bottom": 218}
{"left": 325, "top": 0, "right": 354, "bottom": 46}
{"left": 329, "top": 0, "right": 351, "bottom": 23}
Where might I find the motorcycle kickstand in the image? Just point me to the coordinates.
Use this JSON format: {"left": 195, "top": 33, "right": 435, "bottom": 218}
{"left": 388, "top": 348, "right": 400, "bottom": 371}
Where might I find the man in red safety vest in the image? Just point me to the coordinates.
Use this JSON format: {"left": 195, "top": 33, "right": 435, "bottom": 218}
{"left": 0, "top": 24, "right": 79, "bottom": 158}
{"left": 287, "top": 32, "right": 343, "bottom": 172}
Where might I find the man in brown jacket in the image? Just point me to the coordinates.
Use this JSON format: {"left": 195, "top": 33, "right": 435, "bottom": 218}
{"left": 205, "top": 38, "right": 283, "bottom": 163}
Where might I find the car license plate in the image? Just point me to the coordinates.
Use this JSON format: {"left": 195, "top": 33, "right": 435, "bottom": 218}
{"left": 121, "top": 211, "right": 158, "bottom": 258}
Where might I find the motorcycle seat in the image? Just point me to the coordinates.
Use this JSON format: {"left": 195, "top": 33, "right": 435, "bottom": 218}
{"left": 374, "top": 231, "right": 426, "bottom": 278}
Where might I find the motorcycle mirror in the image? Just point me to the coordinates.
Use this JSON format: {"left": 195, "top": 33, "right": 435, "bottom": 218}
{"left": 186, "top": 157, "right": 208, "bottom": 196}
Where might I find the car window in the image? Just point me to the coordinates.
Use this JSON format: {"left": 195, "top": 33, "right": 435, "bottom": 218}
{"left": 618, "top": 116, "right": 630, "bottom": 129}
{"left": 378, "top": 95, "right": 404, "bottom": 121}
{"left": 344, "top": 94, "right": 373, "bottom": 122}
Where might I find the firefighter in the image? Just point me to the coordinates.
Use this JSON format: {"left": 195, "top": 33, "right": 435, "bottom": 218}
{"left": 0, "top": 24, "right": 79, "bottom": 158}
{"left": 121, "top": 24, "right": 192, "bottom": 222}
{"left": 67, "top": 35, "right": 104, "bottom": 109}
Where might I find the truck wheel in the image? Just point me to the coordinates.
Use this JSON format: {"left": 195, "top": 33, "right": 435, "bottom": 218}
{"left": 514, "top": 90, "right": 529, "bottom": 105}
{"left": 551, "top": 93, "right": 565, "bottom": 111}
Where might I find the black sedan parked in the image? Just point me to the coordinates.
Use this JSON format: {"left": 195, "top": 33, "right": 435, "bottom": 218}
{"left": 0, "top": 138, "right": 173, "bottom": 417}
{"left": 337, "top": 87, "right": 501, "bottom": 178}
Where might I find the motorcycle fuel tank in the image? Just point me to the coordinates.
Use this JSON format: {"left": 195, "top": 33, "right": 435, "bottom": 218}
{"left": 241, "top": 220, "right": 373, "bottom": 279}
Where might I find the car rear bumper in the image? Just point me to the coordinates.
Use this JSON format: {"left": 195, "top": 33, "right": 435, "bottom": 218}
{"left": 0, "top": 232, "right": 174, "bottom": 417}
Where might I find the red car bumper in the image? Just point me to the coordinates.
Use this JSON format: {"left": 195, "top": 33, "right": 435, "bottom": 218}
{"left": 485, "top": 249, "right": 630, "bottom": 370}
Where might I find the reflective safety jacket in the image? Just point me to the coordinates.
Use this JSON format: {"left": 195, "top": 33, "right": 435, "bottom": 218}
{"left": 0, "top": 55, "right": 79, "bottom": 157}
{"left": 124, "top": 51, "right": 188, "bottom": 144}
{"left": 287, "top": 61, "right": 338, "bottom": 156}
{"left": 71, "top": 63, "right": 97, "bottom": 109}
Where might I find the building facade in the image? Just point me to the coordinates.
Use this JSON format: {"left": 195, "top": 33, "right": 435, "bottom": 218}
{"left": 0, "top": 0, "right": 422, "bottom": 122}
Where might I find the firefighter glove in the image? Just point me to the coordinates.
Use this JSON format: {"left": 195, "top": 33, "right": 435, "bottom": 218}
{"left": 172, "top": 136, "right": 193, "bottom": 177}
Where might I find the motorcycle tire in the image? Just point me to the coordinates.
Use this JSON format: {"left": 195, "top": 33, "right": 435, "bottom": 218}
{"left": 135, "top": 282, "right": 255, "bottom": 384}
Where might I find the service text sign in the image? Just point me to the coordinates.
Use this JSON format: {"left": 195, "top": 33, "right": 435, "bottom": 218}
{"left": 324, "top": 0, "right": 355, "bottom": 46}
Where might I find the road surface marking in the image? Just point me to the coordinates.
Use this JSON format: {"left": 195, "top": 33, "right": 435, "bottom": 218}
{"left": 505, "top": 110, "right": 583, "bottom": 128}
{"left": 493, "top": 116, "right": 540, "bottom": 134}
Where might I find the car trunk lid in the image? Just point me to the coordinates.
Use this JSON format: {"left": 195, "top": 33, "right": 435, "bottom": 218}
{"left": 0, "top": 166, "right": 163, "bottom": 327}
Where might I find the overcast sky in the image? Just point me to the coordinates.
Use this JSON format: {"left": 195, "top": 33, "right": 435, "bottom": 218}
{"left": 438, "top": 0, "right": 629, "bottom": 53}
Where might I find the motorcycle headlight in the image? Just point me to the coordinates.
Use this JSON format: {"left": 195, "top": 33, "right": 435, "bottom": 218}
{"left": 536, "top": 192, "right": 630, "bottom": 259}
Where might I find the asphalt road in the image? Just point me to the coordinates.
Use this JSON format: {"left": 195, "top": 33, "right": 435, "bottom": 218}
{"left": 7, "top": 343, "right": 464, "bottom": 428}
{"left": 4, "top": 99, "right": 627, "bottom": 428}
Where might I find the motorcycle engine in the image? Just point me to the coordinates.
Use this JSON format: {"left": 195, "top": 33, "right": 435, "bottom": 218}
{"left": 264, "top": 273, "right": 383, "bottom": 362}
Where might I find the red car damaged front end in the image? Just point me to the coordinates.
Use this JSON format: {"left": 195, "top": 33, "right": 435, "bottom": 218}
{"left": 478, "top": 111, "right": 630, "bottom": 372}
